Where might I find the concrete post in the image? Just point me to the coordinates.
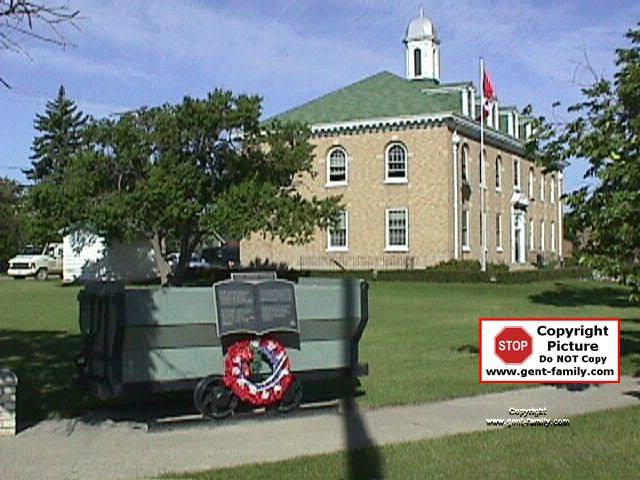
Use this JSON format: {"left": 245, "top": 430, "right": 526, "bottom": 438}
{"left": 0, "top": 368, "right": 17, "bottom": 436}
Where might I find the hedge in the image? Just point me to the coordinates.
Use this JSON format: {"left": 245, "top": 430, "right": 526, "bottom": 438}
{"left": 183, "top": 266, "right": 593, "bottom": 286}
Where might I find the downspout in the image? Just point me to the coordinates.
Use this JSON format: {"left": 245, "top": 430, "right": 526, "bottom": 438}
{"left": 452, "top": 131, "right": 461, "bottom": 260}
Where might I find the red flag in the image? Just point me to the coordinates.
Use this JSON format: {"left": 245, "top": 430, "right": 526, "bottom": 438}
{"left": 483, "top": 69, "right": 497, "bottom": 101}
{"left": 482, "top": 69, "right": 497, "bottom": 118}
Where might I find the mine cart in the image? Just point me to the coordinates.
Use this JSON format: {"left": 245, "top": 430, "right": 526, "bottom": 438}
{"left": 76, "top": 274, "right": 369, "bottom": 418}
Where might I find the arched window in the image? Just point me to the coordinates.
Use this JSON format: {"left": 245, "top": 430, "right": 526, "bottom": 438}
{"left": 327, "top": 147, "right": 347, "bottom": 185}
{"left": 385, "top": 143, "right": 408, "bottom": 182}
{"left": 550, "top": 175, "right": 556, "bottom": 203}
{"left": 528, "top": 167, "right": 534, "bottom": 198}
{"left": 540, "top": 173, "right": 545, "bottom": 202}
{"left": 495, "top": 155, "right": 502, "bottom": 190}
{"left": 461, "top": 144, "right": 469, "bottom": 182}
{"left": 414, "top": 48, "right": 422, "bottom": 76}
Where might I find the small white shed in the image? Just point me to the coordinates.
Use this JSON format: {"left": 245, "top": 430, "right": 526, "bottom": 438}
{"left": 63, "top": 228, "right": 158, "bottom": 284}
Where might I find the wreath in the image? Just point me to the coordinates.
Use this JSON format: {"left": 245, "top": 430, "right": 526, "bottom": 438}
{"left": 223, "top": 337, "right": 294, "bottom": 407}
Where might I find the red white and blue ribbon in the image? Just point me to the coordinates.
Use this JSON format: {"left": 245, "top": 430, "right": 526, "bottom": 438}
{"left": 223, "top": 337, "right": 294, "bottom": 406}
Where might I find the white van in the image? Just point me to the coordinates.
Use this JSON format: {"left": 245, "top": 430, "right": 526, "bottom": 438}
{"left": 7, "top": 244, "right": 63, "bottom": 280}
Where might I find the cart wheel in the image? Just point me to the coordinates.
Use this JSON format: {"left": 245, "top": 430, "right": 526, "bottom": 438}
{"left": 193, "top": 376, "right": 237, "bottom": 419}
{"left": 277, "top": 378, "right": 303, "bottom": 413}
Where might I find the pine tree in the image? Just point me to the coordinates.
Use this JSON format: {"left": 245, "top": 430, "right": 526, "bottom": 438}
{"left": 25, "top": 86, "right": 87, "bottom": 182}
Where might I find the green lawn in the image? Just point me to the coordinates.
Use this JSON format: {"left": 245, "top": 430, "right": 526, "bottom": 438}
{"left": 162, "top": 405, "right": 640, "bottom": 480}
{"left": 0, "top": 278, "right": 638, "bottom": 421}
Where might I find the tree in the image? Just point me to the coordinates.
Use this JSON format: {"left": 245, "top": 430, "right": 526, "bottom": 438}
{"left": 0, "top": 176, "right": 26, "bottom": 270}
{"left": 25, "top": 85, "right": 88, "bottom": 182}
{"left": 1, "top": 1, "right": 80, "bottom": 88}
{"left": 527, "top": 23, "right": 640, "bottom": 301}
{"left": 28, "top": 90, "right": 342, "bottom": 284}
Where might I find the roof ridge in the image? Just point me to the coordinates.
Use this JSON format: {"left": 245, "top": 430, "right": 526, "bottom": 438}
{"left": 267, "top": 70, "right": 401, "bottom": 121}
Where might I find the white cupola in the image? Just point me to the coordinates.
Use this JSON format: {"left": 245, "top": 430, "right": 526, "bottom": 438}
{"left": 404, "top": 7, "right": 441, "bottom": 82}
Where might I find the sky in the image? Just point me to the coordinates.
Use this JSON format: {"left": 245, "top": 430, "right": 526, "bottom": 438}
{"left": 0, "top": 0, "right": 638, "bottom": 194}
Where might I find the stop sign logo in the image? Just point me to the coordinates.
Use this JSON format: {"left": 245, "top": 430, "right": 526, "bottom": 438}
{"left": 495, "top": 327, "right": 533, "bottom": 364}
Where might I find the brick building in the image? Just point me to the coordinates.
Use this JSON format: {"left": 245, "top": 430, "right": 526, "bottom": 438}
{"left": 241, "top": 9, "right": 563, "bottom": 271}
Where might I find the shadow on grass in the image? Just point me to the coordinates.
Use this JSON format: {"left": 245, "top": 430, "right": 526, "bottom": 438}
{"left": 529, "top": 282, "right": 636, "bottom": 308}
{"left": 622, "top": 329, "right": 640, "bottom": 377}
{"left": 0, "top": 329, "right": 205, "bottom": 431}
{"left": 0, "top": 329, "right": 97, "bottom": 427}
{"left": 456, "top": 344, "right": 479, "bottom": 354}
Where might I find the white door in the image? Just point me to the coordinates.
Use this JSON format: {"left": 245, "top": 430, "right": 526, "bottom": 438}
{"left": 511, "top": 212, "right": 526, "bottom": 264}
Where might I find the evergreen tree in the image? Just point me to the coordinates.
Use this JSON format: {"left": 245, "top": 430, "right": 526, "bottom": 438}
{"left": 25, "top": 85, "right": 87, "bottom": 182}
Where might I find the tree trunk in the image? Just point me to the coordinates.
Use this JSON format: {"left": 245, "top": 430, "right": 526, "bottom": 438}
{"left": 150, "top": 233, "right": 171, "bottom": 286}
{"left": 171, "top": 231, "right": 201, "bottom": 286}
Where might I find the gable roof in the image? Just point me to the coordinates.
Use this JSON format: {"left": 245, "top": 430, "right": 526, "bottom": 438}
{"left": 269, "top": 71, "right": 463, "bottom": 125}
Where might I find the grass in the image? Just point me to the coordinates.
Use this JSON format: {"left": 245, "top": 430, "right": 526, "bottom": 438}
{"left": 0, "top": 278, "right": 638, "bottom": 422}
{"left": 361, "top": 280, "right": 640, "bottom": 406}
{"left": 162, "top": 405, "right": 640, "bottom": 480}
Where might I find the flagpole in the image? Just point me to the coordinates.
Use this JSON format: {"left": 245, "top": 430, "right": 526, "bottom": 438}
{"left": 480, "top": 57, "right": 487, "bottom": 272}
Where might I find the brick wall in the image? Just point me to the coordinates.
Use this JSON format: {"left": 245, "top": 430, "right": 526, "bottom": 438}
{"left": 0, "top": 368, "right": 17, "bottom": 436}
{"left": 240, "top": 123, "right": 563, "bottom": 270}
{"left": 241, "top": 124, "right": 454, "bottom": 269}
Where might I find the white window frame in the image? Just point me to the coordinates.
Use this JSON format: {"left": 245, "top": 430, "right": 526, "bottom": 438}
{"left": 540, "top": 220, "right": 545, "bottom": 252}
{"left": 551, "top": 220, "right": 556, "bottom": 252}
{"left": 550, "top": 175, "right": 556, "bottom": 204}
{"left": 327, "top": 210, "right": 349, "bottom": 252}
{"left": 528, "top": 167, "right": 535, "bottom": 198}
{"left": 496, "top": 213, "right": 503, "bottom": 251}
{"left": 513, "top": 157, "right": 521, "bottom": 191}
{"left": 540, "top": 174, "right": 545, "bottom": 202}
{"left": 325, "top": 147, "right": 348, "bottom": 187}
{"left": 461, "top": 144, "right": 469, "bottom": 182}
{"left": 529, "top": 218, "right": 534, "bottom": 251}
{"left": 462, "top": 210, "right": 470, "bottom": 252}
{"left": 385, "top": 208, "right": 409, "bottom": 252}
{"left": 495, "top": 155, "right": 502, "bottom": 192}
{"left": 384, "top": 143, "right": 408, "bottom": 184}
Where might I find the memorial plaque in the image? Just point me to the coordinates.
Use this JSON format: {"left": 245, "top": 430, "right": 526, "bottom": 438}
{"left": 256, "top": 281, "right": 298, "bottom": 331}
{"left": 214, "top": 279, "right": 299, "bottom": 336}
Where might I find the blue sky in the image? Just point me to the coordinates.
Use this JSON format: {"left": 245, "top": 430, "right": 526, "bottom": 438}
{"left": 0, "top": 0, "right": 637, "bottom": 193}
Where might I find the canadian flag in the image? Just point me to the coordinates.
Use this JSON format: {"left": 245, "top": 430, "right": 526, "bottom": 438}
{"left": 482, "top": 69, "right": 497, "bottom": 118}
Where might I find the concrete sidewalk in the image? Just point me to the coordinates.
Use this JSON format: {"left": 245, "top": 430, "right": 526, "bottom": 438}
{"left": 1, "top": 377, "right": 638, "bottom": 480}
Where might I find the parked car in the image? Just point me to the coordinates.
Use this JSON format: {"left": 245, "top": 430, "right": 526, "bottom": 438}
{"left": 167, "top": 252, "right": 212, "bottom": 272}
{"left": 7, "top": 243, "right": 63, "bottom": 280}
{"left": 201, "top": 246, "right": 240, "bottom": 269}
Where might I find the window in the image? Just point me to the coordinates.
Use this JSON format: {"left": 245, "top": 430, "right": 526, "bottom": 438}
{"left": 462, "top": 210, "right": 470, "bottom": 251}
{"left": 540, "top": 174, "right": 545, "bottom": 202}
{"left": 327, "top": 147, "right": 347, "bottom": 185}
{"left": 385, "top": 143, "right": 408, "bottom": 182}
{"left": 529, "top": 218, "right": 534, "bottom": 251}
{"left": 495, "top": 156, "right": 502, "bottom": 190}
{"left": 540, "top": 220, "right": 545, "bottom": 252}
{"left": 528, "top": 167, "right": 534, "bottom": 198}
{"left": 551, "top": 220, "right": 556, "bottom": 252}
{"left": 479, "top": 149, "right": 486, "bottom": 186}
{"left": 414, "top": 48, "right": 422, "bottom": 76}
{"left": 386, "top": 208, "right": 408, "bottom": 251}
{"left": 461, "top": 145, "right": 469, "bottom": 182}
{"left": 496, "top": 213, "right": 503, "bottom": 250}
{"left": 327, "top": 211, "right": 348, "bottom": 251}
{"left": 513, "top": 158, "right": 521, "bottom": 189}
{"left": 550, "top": 175, "right": 556, "bottom": 203}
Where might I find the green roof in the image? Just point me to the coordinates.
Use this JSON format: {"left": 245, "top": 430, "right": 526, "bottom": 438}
{"left": 270, "top": 71, "right": 462, "bottom": 125}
